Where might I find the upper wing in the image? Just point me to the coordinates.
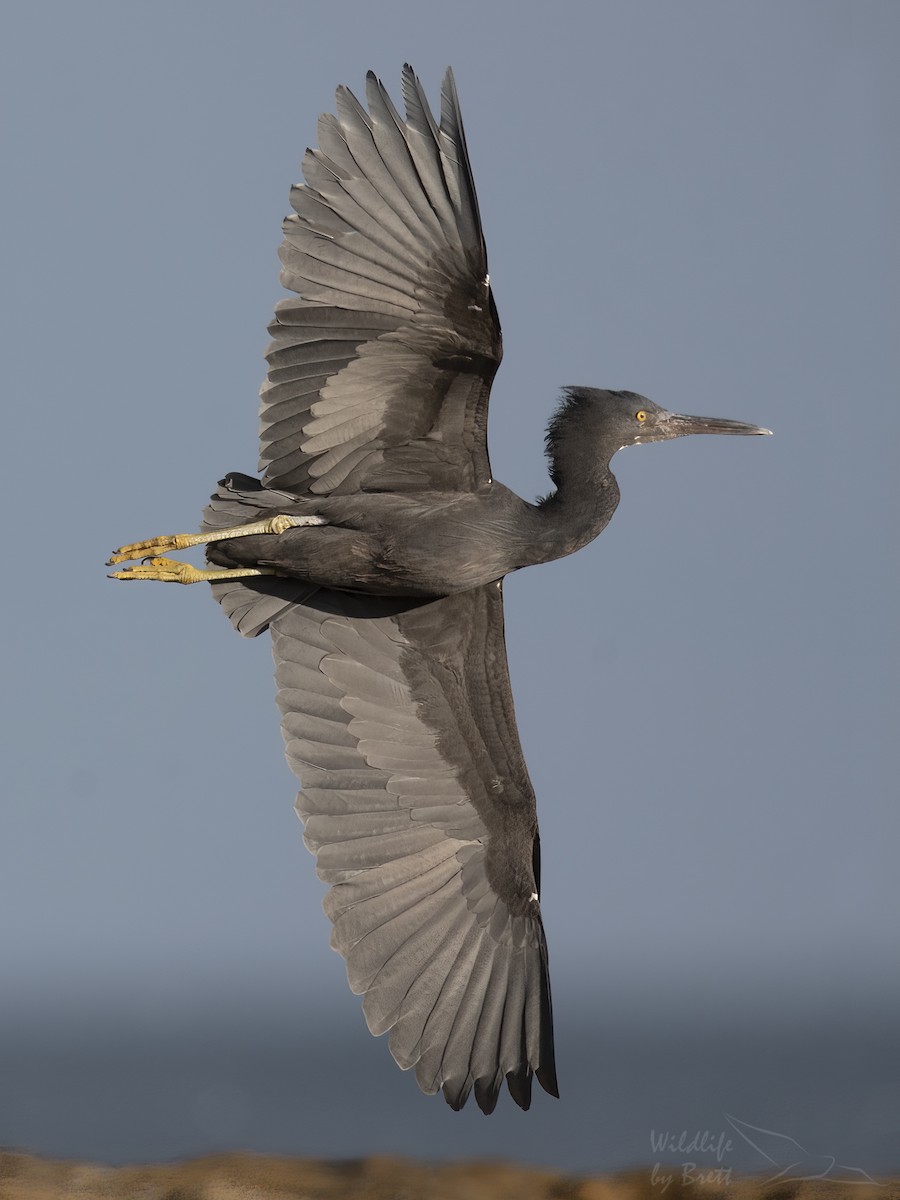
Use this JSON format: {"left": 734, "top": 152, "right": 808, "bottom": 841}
{"left": 259, "top": 66, "right": 502, "bottom": 497}
{"left": 270, "top": 580, "right": 557, "bottom": 1112}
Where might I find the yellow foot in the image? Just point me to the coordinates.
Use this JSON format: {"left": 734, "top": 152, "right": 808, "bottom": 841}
{"left": 107, "top": 513, "right": 323, "bottom": 565}
{"left": 108, "top": 557, "right": 278, "bottom": 585}
{"left": 107, "top": 533, "right": 198, "bottom": 564}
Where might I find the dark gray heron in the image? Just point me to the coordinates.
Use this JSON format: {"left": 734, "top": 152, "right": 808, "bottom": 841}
{"left": 109, "top": 66, "right": 770, "bottom": 1113}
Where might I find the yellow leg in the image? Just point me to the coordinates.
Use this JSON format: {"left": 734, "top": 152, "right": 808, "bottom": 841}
{"left": 108, "top": 557, "right": 280, "bottom": 585}
{"left": 107, "top": 513, "right": 324, "bottom": 566}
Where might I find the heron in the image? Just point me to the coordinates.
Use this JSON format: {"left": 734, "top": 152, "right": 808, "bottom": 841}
{"left": 108, "top": 66, "right": 770, "bottom": 1113}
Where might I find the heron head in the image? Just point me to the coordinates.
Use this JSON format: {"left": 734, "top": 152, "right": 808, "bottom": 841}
{"left": 618, "top": 391, "right": 772, "bottom": 447}
{"left": 556, "top": 388, "right": 771, "bottom": 450}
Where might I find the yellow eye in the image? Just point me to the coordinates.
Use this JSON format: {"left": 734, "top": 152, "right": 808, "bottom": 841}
{"left": 636, "top": 410, "right": 647, "bottom": 423}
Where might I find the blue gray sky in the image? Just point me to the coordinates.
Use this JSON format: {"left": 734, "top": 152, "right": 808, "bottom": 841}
{"left": 1, "top": 0, "right": 897, "bottom": 1175}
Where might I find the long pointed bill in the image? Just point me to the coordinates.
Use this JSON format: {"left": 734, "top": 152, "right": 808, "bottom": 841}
{"left": 665, "top": 413, "right": 773, "bottom": 437}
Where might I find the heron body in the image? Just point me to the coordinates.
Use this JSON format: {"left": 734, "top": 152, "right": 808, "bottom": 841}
{"left": 205, "top": 467, "right": 617, "bottom": 596}
{"left": 109, "top": 66, "right": 769, "bottom": 1113}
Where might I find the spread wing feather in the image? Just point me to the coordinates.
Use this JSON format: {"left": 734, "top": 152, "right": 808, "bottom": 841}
{"left": 268, "top": 581, "right": 557, "bottom": 1112}
{"left": 259, "top": 66, "right": 502, "bottom": 498}
{"left": 204, "top": 70, "right": 551, "bottom": 1111}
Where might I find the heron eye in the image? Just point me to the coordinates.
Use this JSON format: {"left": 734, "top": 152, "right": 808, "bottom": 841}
{"left": 636, "top": 410, "right": 648, "bottom": 423}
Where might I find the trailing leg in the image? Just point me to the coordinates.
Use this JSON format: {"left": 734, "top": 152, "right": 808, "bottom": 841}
{"left": 107, "top": 513, "right": 326, "bottom": 565}
{"left": 108, "top": 556, "right": 280, "bottom": 585}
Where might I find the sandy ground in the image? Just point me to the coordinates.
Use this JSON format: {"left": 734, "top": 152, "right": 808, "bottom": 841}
{"left": 0, "top": 1153, "right": 896, "bottom": 1200}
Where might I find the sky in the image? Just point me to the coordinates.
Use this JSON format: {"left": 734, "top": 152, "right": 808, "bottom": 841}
{"left": 1, "top": 0, "right": 898, "bottom": 1177}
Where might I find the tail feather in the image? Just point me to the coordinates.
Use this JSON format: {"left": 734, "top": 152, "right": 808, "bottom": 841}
{"left": 203, "top": 474, "right": 316, "bottom": 637}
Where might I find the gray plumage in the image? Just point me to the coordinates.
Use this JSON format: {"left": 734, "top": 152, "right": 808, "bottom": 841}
{"left": 112, "top": 65, "right": 768, "bottom": 1114}
{"left": 206, "top": 66, "right": 552, "bottom": 1112}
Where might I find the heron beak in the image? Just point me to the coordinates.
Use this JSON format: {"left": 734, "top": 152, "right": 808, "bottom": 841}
{"left": 662, "top": 412, "right": 773, "bottom": 438}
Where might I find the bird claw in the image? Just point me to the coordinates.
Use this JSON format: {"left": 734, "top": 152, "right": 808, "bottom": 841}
{"left": 107, "top": 535, "right": 188, "bottom": 565}
{"left": 108, "top": 556, "right": 205, "bottom": 584}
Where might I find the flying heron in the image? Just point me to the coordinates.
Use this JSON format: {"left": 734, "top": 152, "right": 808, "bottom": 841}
{"left": 108, "top": 66, "right": 770, "bottom": 1113}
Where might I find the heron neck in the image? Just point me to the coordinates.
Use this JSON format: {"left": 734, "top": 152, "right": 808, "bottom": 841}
{"left": 531, "top": 443, "right": 621, "bottom": 564}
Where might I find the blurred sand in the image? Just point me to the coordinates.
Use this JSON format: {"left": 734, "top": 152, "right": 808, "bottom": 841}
{"left": 0, "top": 1153, "right": 896, "bottom": 1200}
